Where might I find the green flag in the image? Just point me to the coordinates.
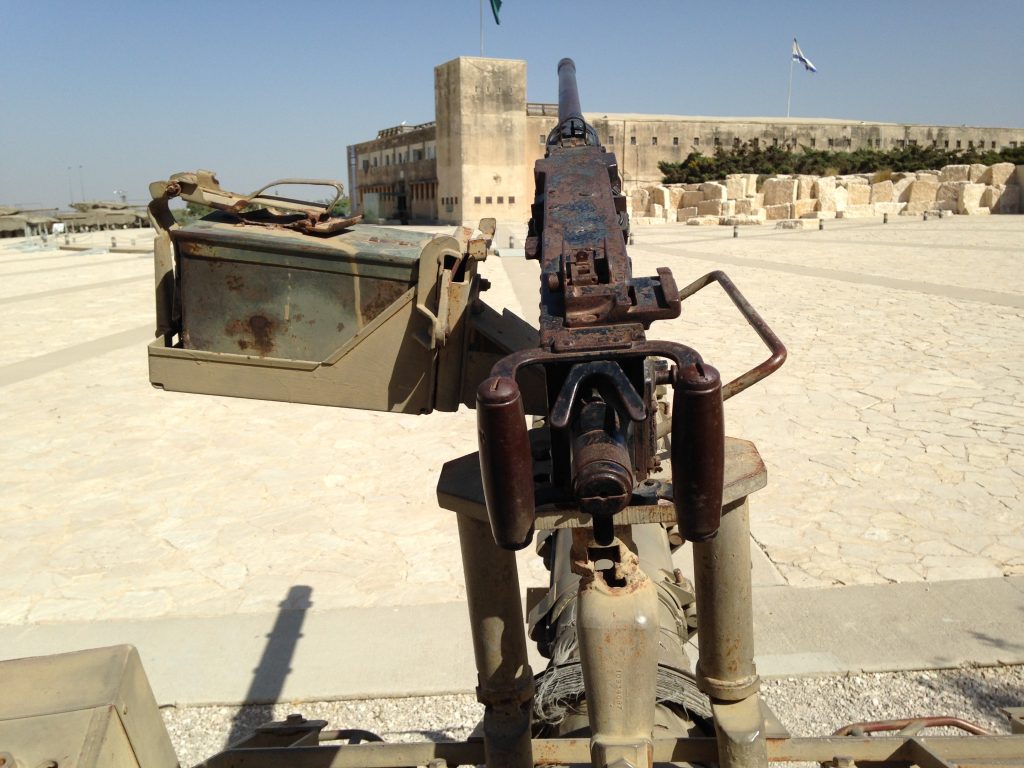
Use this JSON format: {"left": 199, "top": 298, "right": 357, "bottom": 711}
{"left": 490, "top": 0, "right": 501, "bottom": 24}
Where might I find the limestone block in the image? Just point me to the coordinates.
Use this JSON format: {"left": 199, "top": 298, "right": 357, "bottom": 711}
{"left": 901, "top": 201, "right": 932, "bottom": 215}
{"left": 652, "top": 203, "right": 664, "bottom": 219}
{"left": 956, "top": 183, "right": 985, "bottom": 214}
{"left": 812, "top": 176, "right": 835, "bottom": 199}
{"left": 725, "top": 175, "right": 747, "bottom": 200}
{"left": 846, "top": 184, "right": 871, "bottom": 205}
{"left": 678, "top": 206, "right": 698, "bottom": 219}
{"left": 916, "top": 173, "right": 939, "bottom": 184}
{"left": 681, "top": 190, "right": 704, "bottom": 208}
{"left": 981, "top": 162, "right": 1016, "bottom": 186}
{"left": 735, "top": 198, "right": 753, "bottom": 215}
{"left": 754, "top": 192, "right": 765, "bottom": 208}
{"left": 939, "top": 165, "right": 971, "bottom": 182}
{"left": 893, "top": 176, "right": 915, "bottom": 201}
{"left": 905, "top": 180, "right": 939, "bottom": 204}
{"left": 762, "top": 178, "right": 798, "bottom": 206}
{"left": 963, "top": 206, "right": 991, "bottom": 216}
{"left": 890, "top": 172, "right": 915, "bottom": 183}
{"left": 985, "top": 185, "right": 1020, "bottom": 214}
{"left": 792, "top": 199, "right": 816, "bottom": 218}
{"left": 1016, "top": 165, "right": 1024, "bottom": 187}
{"left": 665, "top": 208, "right": 677, "bottom": 223}
{"left": 765, "top": 203, "right": 793, "bottom": 220}
{"left": 721, "top": 215, "right": 764, "bottom": 226}
{"left": 801, "top": 210, "right": 836, "bottom": 219}
{"left": 969, "top": 163, "right": 988, "bottom": 182}
{"left": 701, "top": 182, "right": 727, "bottom": 201}
{"left": 630, "top": 189, "right": 650, "bottom": 214}
{"left": 686, "top": 216, "right": 720, "bottom": 226}
{"left": 745, "top": 174, "right": 759, "bottom": 195}
{"left": 775, "top": 219, "right": 805, "bottom": 229}
{"left": 834, "top": 186, "right": 849, "bottom": 212}
{"left": 870, "top": 180, "right": 894, "bottom": 203}
{"left": 668, "top": 187, "right": 685, "bottom": 210}
{"left": 872, "top": 202, "right": 905, "bottom": 216}
{"left": 837, "top": 205, "right": 874, "bottom": 218}
{"left": 697, "top": 199, "right": 723, "bottom": 216}
{"left": 935, "top": 181, "right": 962, "bottom": 211}
{"left": 651, "top": 186, "right": 672, "bottom": 209}
{"left": 797, "top": 175, "right": 816, "bottom": 200}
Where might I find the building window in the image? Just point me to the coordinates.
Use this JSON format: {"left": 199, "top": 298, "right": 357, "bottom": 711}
{"left": 956, "top": 140, "right": 961, "bottom": 149}
{"left": 827, "top": 138, "right": 834, "bottom": 148}
{"left": 539, "top": 134, "right": 545, "bottom": 144}
{"left": 630, "top": 136, "right": 636, "bottom": 145}
{"left": 651, "top": 137, "right": 658, "bottom": 146}
{"left": 909, "top": 139, "right": 917, "bottom": 146}
{"left": 875, "top": 138, "right": 881, "bottom": 148}
{"left": 1011, "top": 141, "right": 1018, "bottom": 148}
{"left": 474, "top": 196, "right": 481, "bottom": 204}
{"left": 486, "top": 196, "right": 492, "bottom": 204}
{"left": 372, "top": 157, "right": 378, "bottom": 167}
{"left": 991, "top": 141, "right": 996, "bottom": 148}
{"left": 385, "top": 156, "right": 390, "bottom": 166}
{"left": 672, "top": 137, "right": 679, "bottom": 146}
{"left": 810, "top": 138, "right": 816, "bottom": 147}
{"left": 694, "top": 137, "right": 700, "bottom": 145}
{"left": 968, "top": 140, "right": 974, "bottom": 148}
{"left": 608, "top": 135, "right": 614, "bottom": 144}
{"left": 714, "top": 137, "right": 721, "bottom": 147}
{"left": 944, "top": 140, "right": 949, "bottom": 148}
{"left": 733, "top": 137, "right": 740, "bottom": 148}
{"left": 362, "top": 160, "right": 369, "bottom": 171}
{"left": 773, "top": 138, "right": 779, "bottom": 147}
{"left": 497, "top": 196, "right": 504, "bottom": 204}
{"left": 508, "top": 196, "right": 515, "bottom": 204}
{"left": 932, "top": 139, "right": 938, "bottom": 147}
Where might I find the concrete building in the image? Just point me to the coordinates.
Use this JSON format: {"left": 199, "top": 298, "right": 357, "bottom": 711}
{"left": 348, "top": 56, "right": 1024, "bottom": 231}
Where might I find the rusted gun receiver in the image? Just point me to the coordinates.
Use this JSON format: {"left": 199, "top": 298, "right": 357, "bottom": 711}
{"left": 477, "top": 58, "right": 787, "bottom": 551}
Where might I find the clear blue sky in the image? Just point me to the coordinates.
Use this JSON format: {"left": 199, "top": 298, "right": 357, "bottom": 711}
{"left": 2, "top": 0, "right": 1021, "bottom": 209}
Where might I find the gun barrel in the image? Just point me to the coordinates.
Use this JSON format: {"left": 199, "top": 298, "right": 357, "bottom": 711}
{"left": 557, "top": 58, "right": 583, "bottom": 123}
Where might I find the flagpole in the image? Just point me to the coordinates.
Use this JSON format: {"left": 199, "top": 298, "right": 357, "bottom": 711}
{"left": 786, "top": 56, "right": 794, "bottom": 118}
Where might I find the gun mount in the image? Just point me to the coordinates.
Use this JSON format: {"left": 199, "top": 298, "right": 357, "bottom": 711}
{"left": 1, "top": 59, "right": 1022, "bottom": 768}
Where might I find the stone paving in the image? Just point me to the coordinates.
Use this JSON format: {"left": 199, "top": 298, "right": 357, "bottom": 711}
{"left": 631, "top": 216, "right": 1024, "bottom": 586}
{"left": 1, "top": 217, "right": 1022, "bottom": 627}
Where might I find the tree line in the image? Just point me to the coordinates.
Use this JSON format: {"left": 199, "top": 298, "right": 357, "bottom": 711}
{"left": 659, "top": 143, "right": 1024, "bottom": 184}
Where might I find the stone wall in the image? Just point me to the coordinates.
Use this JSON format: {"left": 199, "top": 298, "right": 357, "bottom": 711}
{"left": 629, "top": 162, "right": 1023, "bottom": 226}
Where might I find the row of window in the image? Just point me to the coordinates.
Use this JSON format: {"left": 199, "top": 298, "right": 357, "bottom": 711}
{"left": 410, "top": 182, "right": 436, "bottom": 201}
{"left": 538, "top": 133, "right": 1016, "bottom": 151}
{"left": 472, "top": 195, "right": 516, "bottom": 205}
{"left": 361, "top": 146, "right": 435, "bottom": 171}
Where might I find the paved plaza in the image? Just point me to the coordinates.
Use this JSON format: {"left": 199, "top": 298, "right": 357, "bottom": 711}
{"left": 2, "top": 217, "right": 1022, "bottom": 703}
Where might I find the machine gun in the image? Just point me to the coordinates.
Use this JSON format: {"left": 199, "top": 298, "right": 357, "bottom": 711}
{"left": 3, "top": 59, "right": 1022, "bottom": 768}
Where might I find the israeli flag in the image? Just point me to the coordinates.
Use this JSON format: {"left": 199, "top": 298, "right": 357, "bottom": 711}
{"left": 792, "top": 39, "right": 817, "bottom": 72}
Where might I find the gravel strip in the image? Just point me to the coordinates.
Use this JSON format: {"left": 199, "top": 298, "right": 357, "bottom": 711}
{"left": 163, "top": 665, "right": 1023, "bottom": 766}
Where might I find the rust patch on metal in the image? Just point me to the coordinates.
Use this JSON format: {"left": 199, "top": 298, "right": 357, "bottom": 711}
{"left": 225, "top": 314, "right": 277, "bottom": 356}
{"left": 225, "top": 274, "right": 244, "bottom": 292}
{"left": 359, "top": 279, "right": 408, "bottom": 324}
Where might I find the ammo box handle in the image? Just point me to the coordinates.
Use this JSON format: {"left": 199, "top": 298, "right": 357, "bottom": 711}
{"left": 239, "top": 178, "right": 346, "bottom": 216}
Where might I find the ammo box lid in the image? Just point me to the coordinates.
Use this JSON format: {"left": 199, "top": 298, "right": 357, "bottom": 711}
{"left": 172, "top": 219, "right": 438, "bottom": 282}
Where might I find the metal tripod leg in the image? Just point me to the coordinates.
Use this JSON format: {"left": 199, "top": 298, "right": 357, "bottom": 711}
{"left": 457, "top": 514, "right": 534, "bottom": 768}
{"left": 692, "top": 498, "right": 768, "bottom": 768}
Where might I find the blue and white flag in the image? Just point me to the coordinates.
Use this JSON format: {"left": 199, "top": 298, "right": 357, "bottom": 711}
{"left": 792, "top": 39, "right": 817, "bottom": 72}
